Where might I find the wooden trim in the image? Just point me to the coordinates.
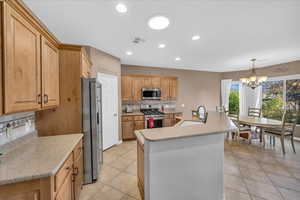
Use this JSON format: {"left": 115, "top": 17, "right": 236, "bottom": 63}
{"left": 122, "top": 74, "right": 177, "bottom": 79}
{"left": 0, "top": 179, "right": 40, "bottom": 199}
{"left": 59, "top": 43, "right": 84, "bottom": 51}
{"left": 4, "top": 0, "right": 60, "bottom": 47}
{"left": 0, "top": 2, "right": 3, "bottom": 116}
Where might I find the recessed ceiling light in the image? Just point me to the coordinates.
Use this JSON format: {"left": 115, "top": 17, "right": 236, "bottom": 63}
{"left": 148, "top": 15, "right": 170, "bottom": 30}
{"left": 158, "top": 44, "right": 166, "bottom": 48}
{"left": 115, "top": 3, "right": 127, "bottom": 13}
{"left": 175, "top": 57, "right": 181, "bottom": 61}
{"left": 192, "top": 35, "right": 200, "bottom": 40}
{"left": 126, "top": 51, "right": 133, "bottom": 55}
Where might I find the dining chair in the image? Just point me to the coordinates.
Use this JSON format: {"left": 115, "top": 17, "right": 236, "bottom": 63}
{"left": 231, "top": 115, "right": 252, "bottom": 144}
{"left": 216, "top": 106, "right": 227, "bottom": 113}
{"left": 262, "top": 111, "right": 298, "bottom": 154}
{"left": 248, "top": 107, "right": 262, "bottom": 117}
{"left": 247, "top": 107, "right": 263, "bottom": 137}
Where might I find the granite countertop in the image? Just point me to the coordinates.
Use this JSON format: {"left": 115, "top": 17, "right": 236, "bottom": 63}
{"left": 135, "top": 111, "right": 237, "bottom": 142}
{"left": 163, "top": 110, "right": 183, "bottom": 114}
{"left": 0, "top": 134, "right": 83, "bottom": 185}
{"left": 122, "top": 112, "right": 144, "bottom": 116}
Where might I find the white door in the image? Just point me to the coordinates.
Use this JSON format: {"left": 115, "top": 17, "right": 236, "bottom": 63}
{"left": 97, "top": 73, "right": 119, "bottom": 150}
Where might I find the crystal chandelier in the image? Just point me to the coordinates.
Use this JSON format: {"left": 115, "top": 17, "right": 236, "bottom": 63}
{"left": 240, "top": 59, "right": 267, "bottom": 89}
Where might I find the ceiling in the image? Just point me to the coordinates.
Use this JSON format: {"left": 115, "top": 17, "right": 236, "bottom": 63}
{"left": 24, "top": 0, "right": 300, "bottom": 72}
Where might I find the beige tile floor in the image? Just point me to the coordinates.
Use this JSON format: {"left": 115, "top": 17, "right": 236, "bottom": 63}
{"left": 80, "top": 138, "right": 300, "bottom": 200}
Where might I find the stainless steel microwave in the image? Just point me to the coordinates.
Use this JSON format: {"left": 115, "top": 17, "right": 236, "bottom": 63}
{"left": 142, "top": 88, "right": 161, "bottom": 100}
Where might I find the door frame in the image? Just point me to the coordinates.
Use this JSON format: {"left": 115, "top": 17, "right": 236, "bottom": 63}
{"left": 97, "top": 73, "right": 121, "bottom": 149}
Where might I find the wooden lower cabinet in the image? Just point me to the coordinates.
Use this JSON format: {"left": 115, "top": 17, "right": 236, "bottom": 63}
{"left": 134, "top": 120, "right": 145, "bottom": 131}
{"left": 73, "top": 148, "right": 83, "bottom": 200}
{"left": 122, "top": 115, "right": 145, "bottom": 140}
{"left": 163, "top": 118, "right": 174, "bottom": 127}
{"left": 163, "top": 113, "right": 183, "bottom": 127}
{"left": 122, "top": 120, "right": 135, "bottom": 140}
{"left": 0, "top": 139, "right": 83, "bottom": 200}
{"left": 55, "top": 173, "right": 73, "bottom": 200}
{"left": 137, "top": 140, "right": 144, "bottom": 200}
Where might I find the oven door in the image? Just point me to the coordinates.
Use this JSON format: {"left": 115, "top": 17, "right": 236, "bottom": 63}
{"left": 142, "top": 88, "right": 161, "bottom": 100}
{"left": 146, "top": 118, "right": 163, "bottom": 129}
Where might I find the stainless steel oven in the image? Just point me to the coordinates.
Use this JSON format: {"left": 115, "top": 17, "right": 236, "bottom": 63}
{"left": 142, "top": 88, "right": 161, "bottom": 100}
{"left": 145, "top": 116, "right": 164, "bottom": 129}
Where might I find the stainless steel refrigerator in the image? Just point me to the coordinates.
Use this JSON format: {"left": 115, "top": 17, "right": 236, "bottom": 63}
{"left": 82, "top": 78, "right": 103, "bottom": 184}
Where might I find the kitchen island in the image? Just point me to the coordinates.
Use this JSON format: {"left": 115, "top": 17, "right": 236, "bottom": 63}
{"left": 135, "top": 111, "right": 237, "bottom": 200}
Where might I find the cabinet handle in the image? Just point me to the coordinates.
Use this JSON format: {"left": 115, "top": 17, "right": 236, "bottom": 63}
{"left": 37, "top": 94, "right": 42, "bottom": 104}
{"left": 73, "top": 167, "right": 79, "bottom": 176}
{"left": 65, "top": 166, "right": 71, "bottom": 171}
{"left": 44, "top": 94, "right": 49, "bottom": 104}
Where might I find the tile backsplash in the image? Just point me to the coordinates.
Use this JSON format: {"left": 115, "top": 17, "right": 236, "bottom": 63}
{"left": 0, "top": 112, "right": 36, "bottom": 147}
{"left": 122, "top": 101, "right": 176, "bottom": 112}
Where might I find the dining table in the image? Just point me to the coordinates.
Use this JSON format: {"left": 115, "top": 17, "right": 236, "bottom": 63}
{"left": 229, "top": 115, "right": 283, "bottom": 143}
{"left": 237, "top": 115, "right": 282, "bottom": 128}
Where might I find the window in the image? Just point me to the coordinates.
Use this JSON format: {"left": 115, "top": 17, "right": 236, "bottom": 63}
{"left": 286, "top": 79, "right": 300, "bottom": 111}
{"left": 229, "top": 83, "right": 239, "bottom": 114}
{"left": 262, "top": 80, "right": 284, "bottom": 121}
{"left": 286, "top": 79, "right": 300, "bottom": 124}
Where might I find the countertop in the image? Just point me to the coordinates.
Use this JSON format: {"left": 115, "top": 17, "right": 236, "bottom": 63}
{"left": 0, "top": 134, "right": 83, "bottom": 185}
{"left": 135, "top": 111, "right": 237, "bottom": 142}
{"left": 122, "top": 112, "right": 144, "bottom": 116}
{"left": 163, "top": 110, "right": 183, "bottom": 114}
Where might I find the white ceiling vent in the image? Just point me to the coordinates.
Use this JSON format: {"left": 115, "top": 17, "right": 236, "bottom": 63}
{"left": 132, "top": 37, "right": 146, "bottom": 44}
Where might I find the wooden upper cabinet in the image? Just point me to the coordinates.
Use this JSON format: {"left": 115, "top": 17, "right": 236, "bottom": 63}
{"left": 143, "top": 77, "right": 152, "bottom": 88}
{"left": 151, "top": 77, "right": 161, "bottom": 88}
{"left": 121, "top": 75, "right": 177, "bottom": 102}
{"left": 133, "top": 77, "right": 144, "bottom": 101}
{"left": 41, "top": 36, "right": 60, "bottom": 108}
{"left": 143, "top": 76, "right": 161, "bottom": 88}
{"left": 121, "top": 76, "right": 133, "bottom": 101}
{"left": 170, "top": 78, "right": 178, "bottom": 100}
{"left": 81, "top": 50, "right": 91, "bottom": 78}
{"left": 4, "top": 5, "right": 41, "bottom": 114}
{"left": 161, "top": 77, "right": 170, "bottom": 100}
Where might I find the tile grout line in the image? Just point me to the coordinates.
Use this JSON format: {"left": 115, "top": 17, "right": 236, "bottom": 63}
{"left": 231, "top": 141, "right": 255, "bottom": 200}
{"left": 254, "top": 140, "right": 286, "bottom": 200}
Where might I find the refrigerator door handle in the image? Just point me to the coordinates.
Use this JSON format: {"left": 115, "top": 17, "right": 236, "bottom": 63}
{"left": 97, "top": 112, "right": 100, "bottom": 124}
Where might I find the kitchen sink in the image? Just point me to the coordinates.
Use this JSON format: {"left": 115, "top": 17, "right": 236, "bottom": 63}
{"left": 179, "top": 120, "right": 202, "bottom": 127}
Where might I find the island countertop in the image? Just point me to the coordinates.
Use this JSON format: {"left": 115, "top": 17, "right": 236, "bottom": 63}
{"left": 135, "top": 111, "right": 237, "bottom": 142}
{"left": 0, "top": 134, "right": 83, "bottom": 185}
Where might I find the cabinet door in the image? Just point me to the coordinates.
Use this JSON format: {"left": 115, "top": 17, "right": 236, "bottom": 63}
{"left": 143, "top": 77, "right": 152, "bottom": 88}
{"left": 81, "top": 53, "right": 91, "bottom": 78}
{"left": 73, "top": 150, "right": 83, "bottom": 200}
{"left": 4, "top": 190, "right": 40, "bottom": 200}
{"left": 122, "top": 121, "right": 135, "bottom": 140}
{"left": 163, "top": 119, "right": 173, "bottom": 127}
{"left": 170, "top": 78, "right": 178, "bottom": 100}
{"left": 161, "top": 78, "right": 170, "bottom": 100}
{"left": 55, "top": 173, "right": 73, "bottom": 200}
{"left": 132, "top": 77, "right": 144, "bottom": 101}
{"left": 121, "top": 76, "right": 133, "bottom": 101}
{"left": 151, "top": 77, "right": 161, "bottom": 88}
{"left": 137, "top": 142, "right": 144, "bottom": 199}
{"left": 41, "top": 36, "right": 59, "bottom": 108}
{"left": 134, "top": 120, "right": 145, "bottom": 130}
{"left": 4, "top": 5, "right": 41, "bottom": 114}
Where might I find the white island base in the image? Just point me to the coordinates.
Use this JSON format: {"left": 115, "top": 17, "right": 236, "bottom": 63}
{"left": 143, "top": 132, "right": 225, "bottom": 200}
